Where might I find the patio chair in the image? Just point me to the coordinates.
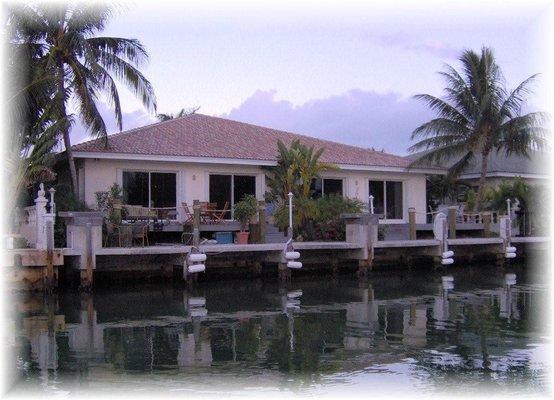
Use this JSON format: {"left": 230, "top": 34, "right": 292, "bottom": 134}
{"left": 211, "top": 201, "right": 229, "bottom": 223}
{"left": 181, "top": 203, "right": 194, "bottom": 226}
{"left": 131, "top": 222, "right": 149, "bottom": 246}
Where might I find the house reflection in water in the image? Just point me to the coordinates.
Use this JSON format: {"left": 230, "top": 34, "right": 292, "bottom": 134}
{"left": 11, "top": 272, "right": 538, "bottom": 381}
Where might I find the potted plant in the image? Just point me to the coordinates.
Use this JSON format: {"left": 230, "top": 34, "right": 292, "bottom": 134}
{"left": 233, "top": 194, "right": 258, "bottom": 244}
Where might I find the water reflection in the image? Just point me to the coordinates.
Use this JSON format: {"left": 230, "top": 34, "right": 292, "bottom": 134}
{"left": 9, "top": 265, "right": 550, "bottom": 394}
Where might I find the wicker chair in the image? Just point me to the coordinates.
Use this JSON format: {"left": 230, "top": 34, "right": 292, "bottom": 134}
{"left": 131, "top": 222, "right": 149, "bottom": 246}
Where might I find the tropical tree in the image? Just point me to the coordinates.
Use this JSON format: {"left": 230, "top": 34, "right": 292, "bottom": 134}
{"left": 8, "top": 3, "right": 157, "bottom": 196}
{"left": 4, "top": 35, "right": 65, "bottom": 221}
{"left": 264, "top": 139, "right": 337, "bottom": 202}
{"left": 156, "top": 106, "right": 199, "bottom": 122}
{"left": 409, "top": 47, "right": 548, "bottom": 210}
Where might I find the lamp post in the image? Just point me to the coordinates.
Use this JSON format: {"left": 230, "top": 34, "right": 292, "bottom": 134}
{"left": 288, "top": 192, "right": 293, "bottom": 239}
{"left": 506, "top": 198, "right": 511, "bottom": 217}
{"left": 368, "top": 195, "right": 374, "bottom": 214}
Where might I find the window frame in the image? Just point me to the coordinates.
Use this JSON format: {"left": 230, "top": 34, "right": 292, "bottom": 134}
{"left": 311, "top": 177, "right": 345, "bottom": 198}
{"left": 208, "top": 173, "right": 257, "bottom": 219}
{"left": 121, "top": 169, "right": 178, "bottom": 209}
{"left": 368, "top": 179, "right": 404, "bottom": 221}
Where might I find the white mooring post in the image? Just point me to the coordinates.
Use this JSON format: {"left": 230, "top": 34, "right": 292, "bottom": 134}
{"left": 34, "top": 184, "right": 49, "bottom": 250}
{"left": 506, "top": 198, "right": 511, "bottom": 217}
{"left": 287, "top": 192, "right": 293, "bottom": 239}
{"left": 368, "top": 195, "right": 374, "bottom": 215}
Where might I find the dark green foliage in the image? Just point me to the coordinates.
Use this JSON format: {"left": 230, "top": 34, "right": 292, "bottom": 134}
{"left": 274, "top": 195, "right": 364, "bottom": 241}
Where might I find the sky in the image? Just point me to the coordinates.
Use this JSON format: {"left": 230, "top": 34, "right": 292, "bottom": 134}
{"left": 70, "top": 0, "right": 553, "bottom": 155}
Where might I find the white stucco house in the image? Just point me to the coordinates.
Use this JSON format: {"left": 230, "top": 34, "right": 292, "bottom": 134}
{"left": 66, "top": 114, "right": 443, "bottom": 224}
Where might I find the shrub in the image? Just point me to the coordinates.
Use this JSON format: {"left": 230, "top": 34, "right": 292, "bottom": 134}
{"left": 274, "top": 195, "right": 364, "bottom": 241}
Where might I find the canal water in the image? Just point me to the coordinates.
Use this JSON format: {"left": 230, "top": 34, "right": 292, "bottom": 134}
{"left": 6, "top": 262, "right": 551, "bottom": 397}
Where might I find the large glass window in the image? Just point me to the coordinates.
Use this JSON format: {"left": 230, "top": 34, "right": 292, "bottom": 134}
{"left": 209, "top": 174, "right": 256, "bottom": 219}
{"left": 368, "top": 180, "right": 403, "bottom": 219}
{"left": 123, "top": 171, "right": 149, "bottom": 207}
{"left": 310, "top": 178, "right": 344, "bottom": 198}
{"left": 151, "top": 173, "right": 177, "bottom": 208}
{"left": 122, "top": 171, "right": 176, "bottom": 208}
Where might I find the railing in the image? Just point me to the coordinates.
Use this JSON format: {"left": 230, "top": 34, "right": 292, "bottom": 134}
{"left": 459, "top": 211, "right": 501, "bottom": 224}
{"left": 19, "top": 206, "right": 38, "bottom": 246}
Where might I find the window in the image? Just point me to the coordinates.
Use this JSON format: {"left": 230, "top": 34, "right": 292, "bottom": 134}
{"left": 310, "top": 178, "right": 344, "bottom": 198}
{"left": 209, "top": 174, "right": 256, "bottom": 219}
{"left": 122, "top": 171, "right": 176, "bottom": 208}
{"left": 368, "top": 180, "right": 403, "bottom": 219}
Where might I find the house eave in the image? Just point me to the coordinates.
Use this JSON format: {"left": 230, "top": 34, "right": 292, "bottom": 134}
{"left": 72, "top": 151, "right": 444, "bottom": 174}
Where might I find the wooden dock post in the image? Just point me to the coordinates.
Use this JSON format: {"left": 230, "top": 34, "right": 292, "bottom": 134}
{"left": 483, "top": 212, "right": 491, "bottom": 237}
{"left": 258, "top": 201, "right": 267, "bottom": 244}
{"left": 408, "top": 207, "right": 416, "bottom": 240}
{"left": 447, "top": 206, "right": 457, "bottom": 239}
{"left": 80, "top": 222, "right": 94, "bottom": 291}
{"left": 192, "top": 200, "right": 201, "bottom": 247}
{"left": 278, "top": 262, "right": 290, "bottom": 282}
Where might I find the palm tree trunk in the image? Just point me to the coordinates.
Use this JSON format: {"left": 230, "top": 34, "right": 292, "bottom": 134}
{"left": 57, "top": 60, "right": 78, "bottom": 196}
{"left": 474, "top": 152, "right": 489, "bottom": 211}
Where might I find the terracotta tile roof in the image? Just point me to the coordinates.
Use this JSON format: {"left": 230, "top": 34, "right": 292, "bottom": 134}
{"left": 72, "top": 113, "right": 410, "bottom": 168}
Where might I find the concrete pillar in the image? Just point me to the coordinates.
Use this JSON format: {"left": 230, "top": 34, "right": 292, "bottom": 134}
{"left": 482, "top": 212, "right": 491, "bottom": 238}
{"left": 342, "top": 213, "right": 379, "bottom": 275}
{"left": 408, "top": 207, "right": 416, "bottom": 240}
{"left": 447, "top": 206, "right": 457, "bottom": 239}
{"left": 58, "top": 212, "right": 103, "bottom": 291}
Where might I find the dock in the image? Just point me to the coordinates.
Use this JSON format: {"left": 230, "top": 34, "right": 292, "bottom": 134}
{"left": 5, "top": 203, "right": 549, "bottom": 291}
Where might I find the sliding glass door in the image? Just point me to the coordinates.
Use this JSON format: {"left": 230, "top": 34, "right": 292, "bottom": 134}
{"left": 368, "top": 180, "right": 403, "bottom": 219}
{"left": 122, "top": 171, "right": 177, "bottom": 208}
{"left": 209, "top": 174, "right": 256, "bottom": 219}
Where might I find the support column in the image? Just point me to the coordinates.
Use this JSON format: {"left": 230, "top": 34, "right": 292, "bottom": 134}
{"left": 58, "top": 212, "right": 103, "bottom": 292}
{"left": 192, "top": 200, "right": 201, "bottom": 247}
{"left": 448, "top": 206, "right": 457, "bottom": 239}
{"left": 258, "top": 201, "right": 267, "bottom": 244}
{"left": 342, "top": 213, "right": 379, "bottom": 276}
{"left": 408, "top": 207, "right": 417, "bottom": 240}
{"left": 278, "top": 262, "right": 290, "bottom": 282}
{"left": 483, "top": 212, "right": 491, "bottom": 238}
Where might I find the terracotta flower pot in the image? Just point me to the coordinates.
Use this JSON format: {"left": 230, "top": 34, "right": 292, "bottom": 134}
{"left": 236, "top": 231, "right": 250, "bottom": 244}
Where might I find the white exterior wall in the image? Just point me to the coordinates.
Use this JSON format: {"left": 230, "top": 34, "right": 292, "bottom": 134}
{"left": 81, "top": 158, "right": 428, "bottom": 223}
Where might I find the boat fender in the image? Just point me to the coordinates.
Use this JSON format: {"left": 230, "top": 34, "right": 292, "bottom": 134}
{"left": 189, "top": 253, "right": 207, "bottom": 263}
{"left": 442, "top": 250, "right": 454, "bottom": 259}
{"left": 287, "top": 261, "right": 303, "bottom": 269}
{"left": 188, "top": 264, "right": 206, "bottom": 274}
{"left": 285, "top": 251, "right": 301, "bottom": 260}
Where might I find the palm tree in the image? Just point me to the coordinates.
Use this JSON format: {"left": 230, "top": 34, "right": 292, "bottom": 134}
{"left": 5, "top": 38, "right": 65, "bottom": 218}
{"left": 264, "top": 139, "right": 337, "bottom": 201}
{"left": 156, "top": 106, "right": 199, "bottom": 122}
{"left": 8, "top": 3, "right": 157, "bottom": 196}
{"left": 409, "top": 47, "right": 548, "bottom": 210}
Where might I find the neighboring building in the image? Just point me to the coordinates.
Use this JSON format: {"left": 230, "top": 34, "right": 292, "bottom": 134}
{"left": 406, "top": 149, "right": 550, "bottom": 189}
{"left": 67, "top": 114, "right": 442, "bottom": 224}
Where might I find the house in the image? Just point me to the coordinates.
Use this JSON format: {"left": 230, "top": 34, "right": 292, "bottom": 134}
{"left": 68, "top": 114, "right": 442, "bottom": 224}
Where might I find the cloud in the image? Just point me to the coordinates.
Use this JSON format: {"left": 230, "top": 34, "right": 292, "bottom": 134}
{"left": 377, "top": 34, "right": 462, "bottom": 60}
{"left": 223, "top": 89, "right": 436, "bottom": 155}
{"left": 69, "top": 102, "right": 155, "bottom": 146}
